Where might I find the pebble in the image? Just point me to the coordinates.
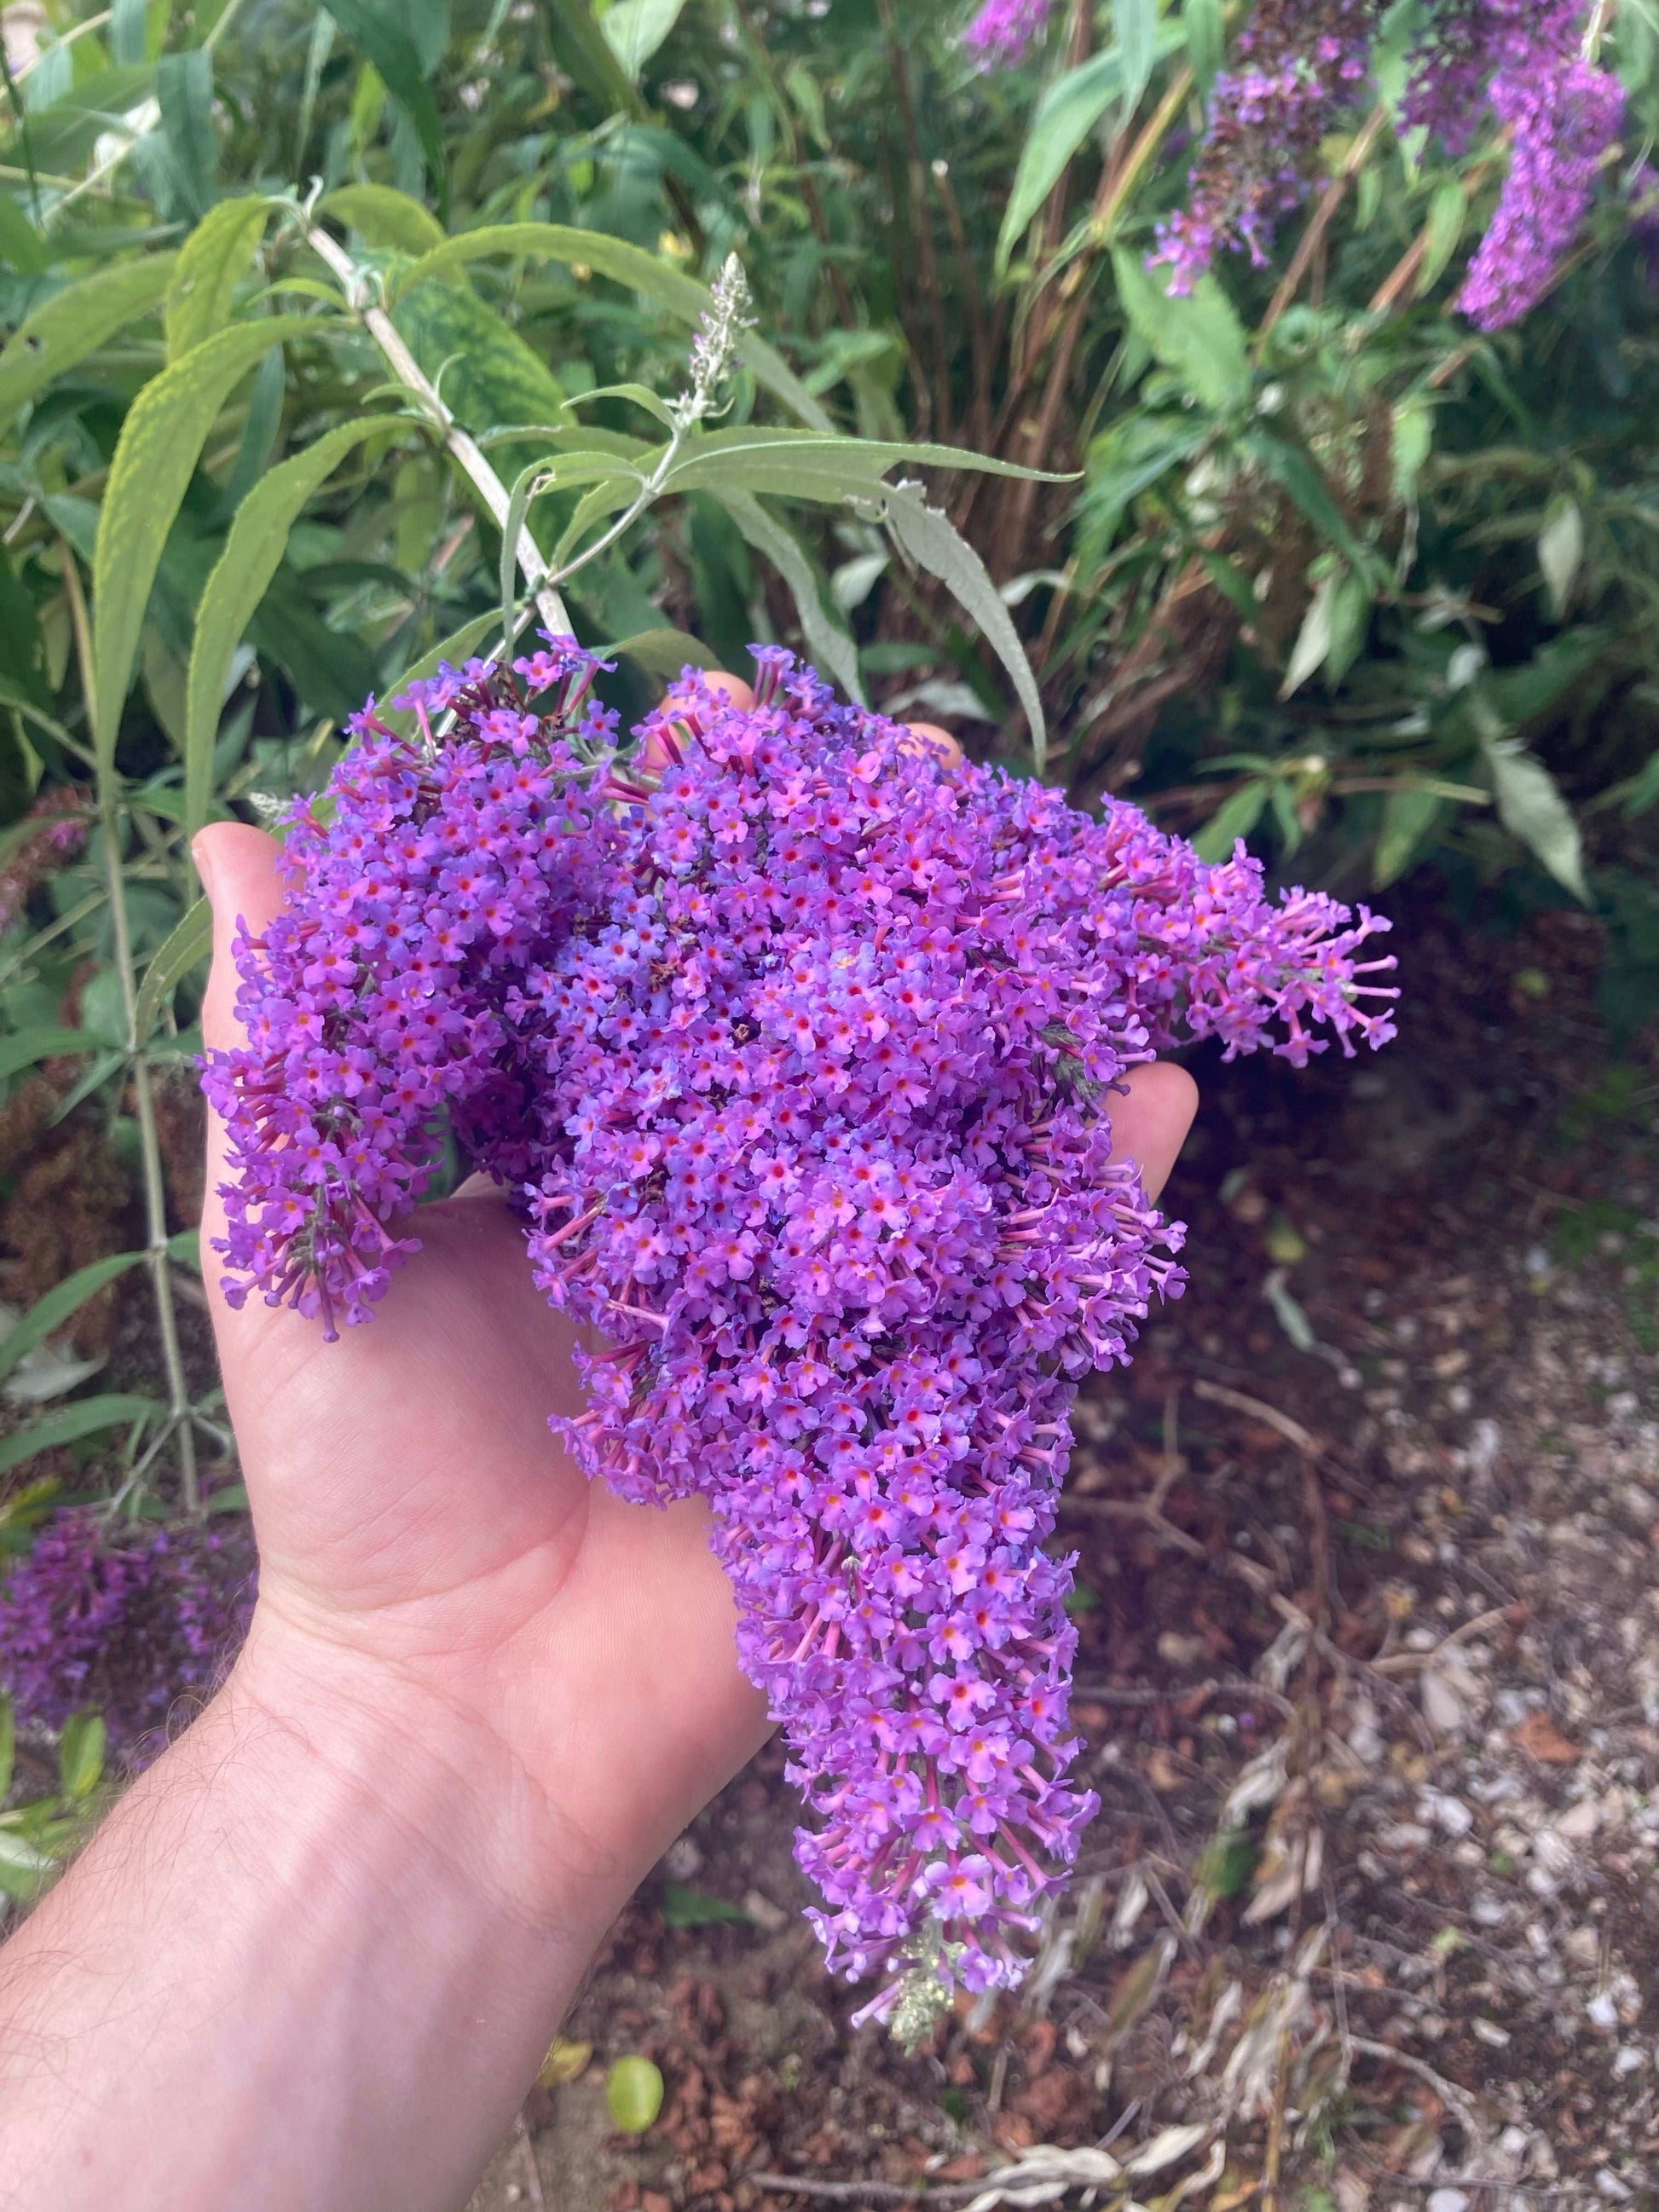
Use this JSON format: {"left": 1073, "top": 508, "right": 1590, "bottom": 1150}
{"left": 1427, "top": 2190, "right": 1470, "bottom": 2212}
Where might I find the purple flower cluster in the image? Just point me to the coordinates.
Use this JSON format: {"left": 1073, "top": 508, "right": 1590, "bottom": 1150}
{"left": 202, "top": 647, "right": 620, "bottom": 1338}
{"left": 1429, "top": 3, "right": 1626, "bottom": 331}
{"left": 964, "top": 0, "right": 1053, "bottom": 69}
{"left": 206, "top": 643, "right": 1396, "bottom": 2020}
{"left": 0, "top": 1506, "right": 256, "bottom": 1764}
{"left": 1153, "top": 0, "right": 1382, "bottom": 295}
{"left": 1154, "top": 0, "right": 1624, "bottom": 329}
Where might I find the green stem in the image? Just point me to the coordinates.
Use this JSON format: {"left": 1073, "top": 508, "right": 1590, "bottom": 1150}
{"left": 61, "top": 544, "right": 199, "bottom": 1511}
{"left": 298, "top": 213, "right": 575, "bottom": 638}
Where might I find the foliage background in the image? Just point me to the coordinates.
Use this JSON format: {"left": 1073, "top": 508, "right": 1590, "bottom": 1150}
{"left": 0, "top": 0, "right": 1654, "bottom": 1874}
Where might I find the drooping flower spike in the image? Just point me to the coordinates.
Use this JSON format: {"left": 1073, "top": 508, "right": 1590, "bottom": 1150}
{"left": 205, "top": 642, "right": 1396, "bottom": 2030}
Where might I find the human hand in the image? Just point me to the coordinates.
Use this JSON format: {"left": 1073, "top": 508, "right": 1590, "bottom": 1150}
{"left": 197, "top": 670, "right": 1199, "bottom": 1942}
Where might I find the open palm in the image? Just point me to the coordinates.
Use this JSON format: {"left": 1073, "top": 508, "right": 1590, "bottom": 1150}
{"left": 196, "top": 727, "right": 1198, "bottom": 1924}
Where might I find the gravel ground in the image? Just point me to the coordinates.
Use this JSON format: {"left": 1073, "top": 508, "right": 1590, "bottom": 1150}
{"left": 464, "top": 894, "right": 1659, "bottom": 2212}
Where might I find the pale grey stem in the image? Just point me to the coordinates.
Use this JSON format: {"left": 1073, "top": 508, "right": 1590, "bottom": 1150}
{"left": 298, "top": 216, "right": 573, "bottom": 638}
{"left": 100, "top": 805, "right": 199, "bottom": 1510}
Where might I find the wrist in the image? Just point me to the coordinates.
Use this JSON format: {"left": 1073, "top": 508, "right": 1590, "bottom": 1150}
{"left": 228, "top": 1597, "right": 626, "bottom": 1954}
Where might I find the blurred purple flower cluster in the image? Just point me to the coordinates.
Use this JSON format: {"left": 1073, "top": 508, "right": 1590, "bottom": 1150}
{"left": 0, "top": 1506, "right": 256, "bottom": 1764}
{"left": 1154, "top": 0, "right": 1382, "bottom": 296}
{"left": 964, "top": 0, "right": 1053, "bottom": 68}
{"left": 205, "top": 643, "right": 1396, "bottom": 2019}
{"left": 1154, "top": 0, "right": 1624, "bottom": 330}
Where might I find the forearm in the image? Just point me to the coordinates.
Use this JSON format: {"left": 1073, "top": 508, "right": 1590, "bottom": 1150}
{"left": 0, "top": 1611, "right": 609, "bottom": 2212}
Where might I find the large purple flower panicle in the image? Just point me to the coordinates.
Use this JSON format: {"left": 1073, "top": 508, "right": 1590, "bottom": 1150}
{"left": 1153, "top": 0, "right": 1383, "bottom": 295}
{"left": 205, "top": 643, "right": 1396, "bottom": 2033}
{"left": 202, "top": 644, "right": 620, "bottom": 1338}
{"left": 505, "top": 655, "right": 1394, "bottom": 2030}
{"left": 0, "top": 1506, "right": 255, "bottom": 1764}
{"left": 964, "top": 0, "right": 1053, "bottom": 68}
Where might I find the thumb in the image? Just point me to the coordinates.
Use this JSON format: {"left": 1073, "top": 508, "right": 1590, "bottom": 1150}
{"left": 194, "top": 823, "right": 288, "bottom": 1056}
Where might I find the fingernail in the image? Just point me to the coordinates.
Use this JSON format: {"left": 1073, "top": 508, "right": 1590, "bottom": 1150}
{"left": 191, "top": 832, "right": 221, "bottom": 914}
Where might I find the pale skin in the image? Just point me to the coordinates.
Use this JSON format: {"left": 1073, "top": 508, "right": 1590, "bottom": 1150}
{"left": 0, "top": 675, "right": 1198, "bottom": 2212}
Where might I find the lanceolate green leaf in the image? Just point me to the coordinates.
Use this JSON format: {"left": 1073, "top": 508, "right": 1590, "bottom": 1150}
{"left": 602, "top": 0, "right": 687, "bottom": 78}
{"left": 320, "top": 182, "right": 447, "bottom": 255}
{"left": 0, "top": 254, "right": 178, "bottom": 437}
{"left": 666, "top": 428, "right": 1069, "bottom": 502}
{"left": 165, "top": 195, "right": 275, "bottom": 361}
{"left": 997, "top": 52, "right": 1123, "bottom": 277}
{"left": 1483, "top": 736, "right": 1589, "bottom": 903}
{"left": 0, "top": 1393, "right": 159, "bottom": 1481}
{"left": 1185, "top": 0, "right": 1225, "bottom": 107}
{"left": 718, "top": 490, "right": 864, "bottom": 704}
{"left": 882, "top": 482, "right": 1048, "bottom": 771}
{"left": 184, "top": 417, "right": 388, "bottom": 833}
{"left": 376, "top": 610, "right": 508, "bottom": 740}
{"left": 134, "top": 896, "right": 211, "bottom": 1037}
{"left": 1244, "top": 428, "right": 1377, "bottom": 581}
{"left": 1114, "top": 0, "right": 1160, "bottom": 117}
{"left": 388, "top": 224, "right": 834, "bottom": 433}
{"left": 0, "top": 1026, "right": 95, "bottom": 1082}
{"left": 0, "top": 1252, "right": 146, "bottom": 1389}
{"left": 1112, "top": 247, "right": 1250, "bottom": 411}
{"left": 90, "top": 314, "right": 319, "bottom": 770}
{"left": 327, "top": 0, "right": 449, "bottom": 219}
{"left": 610, "top": 628, "right": 720, "bottom": 677}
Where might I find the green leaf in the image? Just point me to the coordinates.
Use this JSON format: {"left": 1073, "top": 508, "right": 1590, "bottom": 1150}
{"left": 609, "top": 628, "right": 720, "bottom": 677}
{"left": 0, "top": 1026, "right": 95, "bottom": 1083}
{"left": 319, "top": 182, "right": 446, "bottom": 255}
{"left": 1193, "top": 779, "right": 1269, "bottom": 862}
{"left": 0, "top": 253, "right": 178, "bottom": 438}
{"left": 389, "top": 224, "right": 833, "bottom": 432}
{"left": 56, "top": 1712, "right": 106, "bottom": 1800}
{"left": 606, "top": 2056, "right": 664, "bottom": 2134}
{"left": 0, "top": 1696, "right": 12, "bottom": 1801}
{"left": 0, "top": 1252, "right": 146, "bottom": 1389}
{"left": 666, "top": 428, "right": 1067, "bottom": 503}
{"left": 167, "top": 1225, "right": 203, "bottom": 1273}
{"left": 390, "top": 280, "right": 569, "bottom": 451}
{"left": 719, "top": 490, "right": 864, "bottom": 704}
{"left": 165, "top": 194, "right": 274, "bottom": 360}
{"left": 1280, "top": 573, "right": 1337, "bottom": 698}
{"left": 185, "top": 419, "right": 386, "bottom": 835}
{"left": 90, "top": 314, "right": 318, "bottom": 770}
{"left": 1185, "top": 0, "right": 1224, "bottom": 106}
{"left": 1483, "top": 737, "right": 1589, "bottom": 903}
{"left": 1537, "top": 495, "right": 1585, "bottom": 619}
{"left": 998, "top": 51, "right": 1119, "bottom": 274}
{"left": 154, "top": 49, "right": 216, "bottom": 222}
{"left": 1417, "top": 177, "right": 1466, "bottom": 296}
{"left": 133, "top": 895, "right": 211, "bottom": 1037}
{"left": 0, "top": 1828, "right": 54, "bottom": 1897}
{"left": 1114, "top": 0, "right": 1159, "bottom": 115}
{"left": 1373, "top": 784, "right": 1442, "bottom": 887}
{"left": 327, "top": 0, "right": 448, "bottom": 218}
{"left": 0, "top": 1393, "right": 159, "bottom": 1479}
{"left": 601, "top": 0, "right": 687, "bottom": 78}
{"left": 661, "top": 1882, "right": 749, "bottom": 1927}
{"left": 1244, "top": 429, "right": 1375, "bottom": 579}
{"left": 546, "top": 0, "right": 644, "bottom": 114}
{"left": 375, "top": 610, "right": 506, "bottom": 740}
{"left": 882, "top": 482, "right": 1047, "bottom": 771}
{"left": 1111, "top": 248, "right": 1249, "bottom": 412}
{"left": 0, "top": 191, "right": 46, "bottom": 276}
